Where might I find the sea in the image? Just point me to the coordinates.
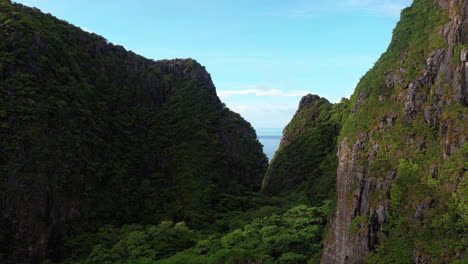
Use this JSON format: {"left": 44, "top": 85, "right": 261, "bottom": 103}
{"left": 255, "top": 128, "right": 283, "bottom": 161}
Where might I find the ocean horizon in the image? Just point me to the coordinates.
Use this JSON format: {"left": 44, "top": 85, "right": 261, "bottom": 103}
{"left": 255, "top": 128, "right": 283, "bottom": 161}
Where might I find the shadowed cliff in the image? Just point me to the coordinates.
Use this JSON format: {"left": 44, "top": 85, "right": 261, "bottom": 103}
{"left": 1, "top": 0, "right": 467, "bottom": 263}
{"left": 0, "top": 1, "right": 267, "bottom": 263}
{"left": 261, "top": 94, "right": 349, "bottom": 204}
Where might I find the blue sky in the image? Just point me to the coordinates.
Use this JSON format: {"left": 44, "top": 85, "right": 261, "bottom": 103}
{"left": 15, "top": 0, "right": 412, "bottom": 129}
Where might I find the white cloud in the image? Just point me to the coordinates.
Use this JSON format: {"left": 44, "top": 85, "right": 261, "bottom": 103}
{"left": 218, "top": 85, "right": 309, "bottom": 99}
{"left": 81, "top": 27, "right": 94, "bottom": 34}
{"left": 226, "top": 103, "right": 300, "bottom": 128}
{"left": 334, "top": 94, "right": 352, "bottom": 103}
{"left": 231, "top": 103, "right": 297, "bottom": 114}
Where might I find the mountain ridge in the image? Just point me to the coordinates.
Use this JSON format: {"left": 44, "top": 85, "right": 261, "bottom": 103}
{"left": 263, "top": 0, "right": 467, "bottom": 262}
{"left": 0, "top": 1, "right": 267, "bottom": 263}
{"left": 0, "top": 0, "right": 467, "bottom": 263}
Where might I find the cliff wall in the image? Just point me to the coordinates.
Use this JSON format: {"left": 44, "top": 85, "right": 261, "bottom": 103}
{"left": 322, "top": 0, "right": 467, "bottom": 262}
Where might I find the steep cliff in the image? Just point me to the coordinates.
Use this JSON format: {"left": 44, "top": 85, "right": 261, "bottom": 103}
{"left": 262, "top": 94, "right": 349, "bottom": 203}
{"left": 0, "top": 2, "right": 267, "bottom": 263}
{"left": 322, "top": 0, "right": 467, "bottom": 263}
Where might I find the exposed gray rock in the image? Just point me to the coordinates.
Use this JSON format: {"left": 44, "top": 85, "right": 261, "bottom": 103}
{"left": 413, "top": 247, "right": 434, "bottom": 264}
{"left": 375, "top": 204, "right": 387, "bottom": 225}
{"left": 352, "top": 91, "right": 369, "bottom": 113}
{"left": 414, "top": 199, "right": 432, "bottom": 222}
{"left": 322, "top": 134, "right": 371, "bottom": 264}
{"left": 322, "top": 1, "right": 468, "bottom": 263}
{"left": 461, "top": 49, "right": 468, "bottom": 62}
{"left": 386, "top": 68, "right": 407, "bottom": 88}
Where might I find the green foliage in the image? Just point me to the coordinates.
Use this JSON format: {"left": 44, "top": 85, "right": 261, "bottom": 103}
{"left": 2, "top": 0, "right": 466, "bottom": 264}
{"left": 277, "top": 253, "right": 308, "bottom": 264}
{"left": 330, "top": 0, "right": 466, "bottom": 262}
{"left": 0, "top": 1, "right": 268, "bottom": 262}
{"left": 367, "top": 237, "right": 414, "bottom": 264}
{"left": 64, "top": 222, "right": 198, "bottom": 264}
{"left": 262, "top": 96, "right": 350, "bottom": 204}
{"left": 63, "top": 204, "right": 330, "bottom": 264}
{"left": 340, "top": 0, "right": 449, "bottom": 143}
{"left": 389, "top": 185, "right": 403, "bottom": 211}
{"left": 349, "top": 215, "right": 368, "bottom": 234}
{"left": 160, "top": 204, "right": 329, "bottom": 264}
{"left": 452, "top": 43, "right": 468, "bottom": 64}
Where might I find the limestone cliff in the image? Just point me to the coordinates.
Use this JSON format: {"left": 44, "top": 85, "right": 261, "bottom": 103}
{"left": 0, "top": 2, "right": 267, "bottom": 263}
{"left": 322, "top": 0, "right": 467, "bottom": 263}
{"left": 261, "top": 94, "right": 349, "bottom": 203}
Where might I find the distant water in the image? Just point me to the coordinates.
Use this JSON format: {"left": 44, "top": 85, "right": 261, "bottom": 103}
{"left": 256, "top": 128, "right": 283, "bottom": 161}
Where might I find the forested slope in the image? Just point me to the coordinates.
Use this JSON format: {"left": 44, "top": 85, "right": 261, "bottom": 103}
{"left": 262, "top": 0, "right": 467, "bottom": 263}
{"left": 262, "top": 94, "right": 349, "bottom": 204}
{"left": 1, "top": 0, "right": 467, "bottom": 263}
{"left": 0, "top": 1, "right": 267, "bottom": 263}
{"left": 321, "top": 0, "right": 467, "bottom": 263}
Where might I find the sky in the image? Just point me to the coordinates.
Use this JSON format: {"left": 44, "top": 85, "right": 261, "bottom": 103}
{"left": 14, "top": 0, "right": 412, "bottom": 129}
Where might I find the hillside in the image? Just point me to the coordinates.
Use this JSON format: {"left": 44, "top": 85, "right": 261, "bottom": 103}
{"left": 261, "top": 94, "right": 349, "bottom": 204}
{"left": 0, "top": 1, "right": 267, "bottom": 263}
{"left": 262, "top": 0, "right": 467, "bottom": 263}
{"left": 1, "top": 0, "right": 467, "bottom": 263}
{"left": 321, "top": 0, "right": 467, "bottom": 263}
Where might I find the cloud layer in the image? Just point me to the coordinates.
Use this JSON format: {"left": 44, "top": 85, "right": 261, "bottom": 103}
{"left": 218, "top": 86, "right": 309, "bottom": 99}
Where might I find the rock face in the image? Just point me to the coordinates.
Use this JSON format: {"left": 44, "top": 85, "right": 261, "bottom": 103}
{"left": 322, "top": 0, "right": 467, "bottom": 263}
{"left": 0, "top": 2, "right": 267, "bottom": 263}
{"left": 261, "top": 94, "right": 349, "bottom": 202}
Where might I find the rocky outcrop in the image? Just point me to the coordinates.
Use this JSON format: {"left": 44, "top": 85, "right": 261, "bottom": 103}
{"left": 322, "top": 0, "right": 467, "bottom": 263}
{"left": 0, "top": 2, "right": 267, "bottom": 263}
{"left": 261, "top": 94, "right": 349, "bottom": 200}
{"left": 279, "top": 94, "right": 327, "bottom": 146}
